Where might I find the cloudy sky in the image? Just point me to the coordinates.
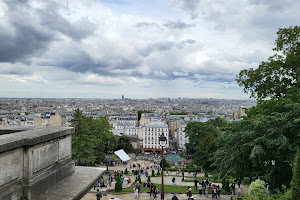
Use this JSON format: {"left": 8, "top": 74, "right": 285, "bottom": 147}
{"left": 0, "top": 0, "right": 299, "bottom": 99}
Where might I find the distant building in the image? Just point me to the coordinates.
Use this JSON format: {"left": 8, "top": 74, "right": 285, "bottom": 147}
{"left": 232, "top": 106, "right": 248, "bottom": 120}
{"left": 122, "top": 95, "right": 124, "bottom": 100}
{"left": 142, "top": 123, "right": 169, "bottom": 152}
{"left": 176, "top": 124, "right": 188, "bottom": 151}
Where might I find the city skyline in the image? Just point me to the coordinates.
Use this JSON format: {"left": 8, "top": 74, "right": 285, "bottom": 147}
{"left": 0, "top": 0, "right": 299, "bottom": 99}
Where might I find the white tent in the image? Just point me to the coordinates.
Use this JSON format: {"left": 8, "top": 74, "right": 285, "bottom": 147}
{"left": 114, "top": 149, "right": 131, "bottom": 162}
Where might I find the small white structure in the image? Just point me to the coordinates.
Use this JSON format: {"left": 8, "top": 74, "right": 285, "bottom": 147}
{"left": 114, "top": 149, "right": 131, "bottom": 162}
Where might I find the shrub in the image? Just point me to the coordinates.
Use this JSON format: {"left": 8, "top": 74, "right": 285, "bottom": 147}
{"left": 124, "top": 168, "right": 128, "bottom": 174}
{"left": 205, "top": 171, "right": 209, "bottom": 177}
{"left": 291, "top": 147, "right": 300, "bottom": 200}
{"left": 115, "top": 175, "right": 122, "bottom": 192}
{"left": 221, "top": 179, "right": 226, "bottom": 189}
{"left": 248, "top": 179, "right": 269, "bottom": 200}
{"left": 225, "top": 180, "right": 230, "bottom": 192}
{"left": 134, "top": 175, "right": 141, "bottom": 183}
{"left": 157, "top": 169, "right": 160, "bottom": 176}
{"left": 244, "top": 177, "right": 250, "bottom": 185}
{"left": 152, "top": 170, "right": 155, "bottom": 177}
{"left": 147, "top": 176, "right": 151, "bottom": 182}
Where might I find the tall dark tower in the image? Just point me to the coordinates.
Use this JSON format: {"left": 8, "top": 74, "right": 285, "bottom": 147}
{"left": 122, "top": 95, "right": 124, "bottom": 100}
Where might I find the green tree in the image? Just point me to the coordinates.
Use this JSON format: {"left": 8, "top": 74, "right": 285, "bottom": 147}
{"left": 212, "top": 120, "right": 254, "bottom": 180}
{"left": 184, "top": 121, "right": 219, "bottom": 169}
{"left": 152, "top": 170, "right": 155, "bottom": 177}
{"left": 184, "top": 121, "right": 218, "bottom": 155}
{"left": 115, "top": 174, "right": 122, "bottom": 192}
{"left": 91, "top": 116, "right": 117, "bottom": 154}
{"left": 147, "top": 176, "right": 151, "bottom": 182}
{"left": 237, "top": 26, "right": 300, "bottom": 100}
{"left": 157, "top": 169, "right": 160, "bottom": 176}
{"left": 117, "top": 136, "right": 134, "bottom": 153}
{"left": 71, "top": 109, "right": 95, "bottom": 163}
{"left": 291, "top": 147, "right": 300, "bottom": 200}
{"left": 160, "top": 158, "right": 171, "bottom": 170}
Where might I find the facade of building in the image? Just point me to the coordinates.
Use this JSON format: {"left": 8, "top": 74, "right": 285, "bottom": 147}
{"left": 176, "top": 124, "right": 188, "bottom": 151}
{"left": 142, "top": 123, "right": 169, "bottom": 152}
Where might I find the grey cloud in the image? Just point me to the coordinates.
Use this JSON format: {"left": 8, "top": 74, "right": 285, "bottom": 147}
{"left": 173, "top": 0, "right": 200, "bottom": 19}
{"left": 163, "top": 20, "right": 195, "bottom": 29}
{"left": 136, "top": 20, "right": 195, "bottom": 30}
{"left": 136, "top": 22, "right": 160, "bottom": 28}
{"left": 139, "top": 39, "right": 196, "bottom": 56}
{"left": 0, "top": 1, "right": 54, "bottom": 63}
{"left": 0, "top": 0, "right": 96, "bottom": 64}
{"left": 38, "top": 2, "right": 95, "bottom": 41}
{"left": 176, "top": 39, "right": 196, "bottom": 48}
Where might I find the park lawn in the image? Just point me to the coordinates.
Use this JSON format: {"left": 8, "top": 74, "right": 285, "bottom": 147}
{"left": 114, "top": 184, "right": 194, "bottom": 193}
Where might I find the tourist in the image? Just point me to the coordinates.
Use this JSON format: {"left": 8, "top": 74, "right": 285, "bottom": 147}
{"left": 212, "top": 185, "right": 218, "bottom": 199}
{"left": 150, "top": 184, "right": 155, "bottom": 198}
{"left": 187, "top": 187, "right": 193, "bottom": 200}
{"left": 108, "top": 176, "right": 112, "bottom": 187}
{"left": 134, "top": 181, "right": 141, "bottom": 198}
{"left": 96, "top": 189, "right": 102, "bottom": 200}
{"left": 172, "top": 177, "right": 176, "bottom": 186}
{"left": 198, "top": 183, "right": 203, "bottom": 195}
{"left": 186, "top": 186, "right": 190, "bottom": 197}
{"left": 205, "top": 184, "right": 209, "bottom": 198}
{"left": 194, "top": 179, "right": 198, "bottom": 190}
{"left": 172, "top": 193, "right": 179, "bottom": 200}
{"left": 154, "top": 187, "right": 159, "bottom": 199}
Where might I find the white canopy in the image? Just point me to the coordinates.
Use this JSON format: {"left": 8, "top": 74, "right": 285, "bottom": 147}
{"left": 114, "top": 149, "right": 131, "bottom": 162}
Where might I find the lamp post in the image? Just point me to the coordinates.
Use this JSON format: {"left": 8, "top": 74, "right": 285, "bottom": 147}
{"left": 182, "top": 149, "right": 185, "bottom": 181}
{"left": 159, "top": 133, "right": 167, "bottom": 200}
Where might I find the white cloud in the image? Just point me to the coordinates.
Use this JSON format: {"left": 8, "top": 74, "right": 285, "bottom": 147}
{"left": 0, "top": 0, "right": 298, "bottom": 98}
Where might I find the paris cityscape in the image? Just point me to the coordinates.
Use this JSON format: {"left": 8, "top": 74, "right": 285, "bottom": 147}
{"left": 0, "top": 0, "right": 299, "bottom": 200}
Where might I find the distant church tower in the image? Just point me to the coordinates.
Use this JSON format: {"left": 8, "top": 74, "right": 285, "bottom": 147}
{"left": 122, "top": 95, "right": 124, "bottom": 100}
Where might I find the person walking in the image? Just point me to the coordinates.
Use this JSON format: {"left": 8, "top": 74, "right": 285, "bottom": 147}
{"left": 172, "top": 193, "right": 179, "bottom": 200}
{"left": 96, "top": 189, "right": 102, "bottom": 200}
{"left": 172, "top": 177, "right": 176, "bottom": 186}
{"left": 154, "top": 187, "right": 159, "bottom": 200}
{"left": 150, "top": 184, "right": 155, "bottom": 199}
{"left": 198, "top": 183, "right": 203, "bottom": 195}
{"left": 187, "top": 188, "right": 193, "bottom": 200}
{"left": 205, "top": 184, "right": 209, "bottom": 198}
{"left": 194, "top": 179, "right": 198, "bottom": 190}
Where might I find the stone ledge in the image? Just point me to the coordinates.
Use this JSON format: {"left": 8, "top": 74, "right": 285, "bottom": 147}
{"left": 0, "top": 126, "right": 74, "bottom": 153}
{"left": 37, "top": 167, "right": 106, "bottom": 200}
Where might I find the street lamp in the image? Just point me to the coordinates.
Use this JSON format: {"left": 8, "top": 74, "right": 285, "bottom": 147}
{"left": 159, "top": 133, "right": 167, "bottom": 200}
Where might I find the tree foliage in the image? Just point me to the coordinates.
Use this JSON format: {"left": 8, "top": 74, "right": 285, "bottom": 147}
{"left": 209, "top": 26, "right": 299, "bottom": 191}
{"left": 71, "top": 109, "right": 95, "bottom": 163}
{"left": 160, "top": 158, "right": 171, "bottom": 170}
{"left": 247, "top": 179, "right": 269, "bottom": 200}
{"left": 71, "top": 108, "right": 117, "bottom": 163}
{"left": 115, "top": 174, "right": 122, "bottom": 192}
{"left": 117, "top": 136, "right": 134, "bottom": 153}
{"left": 184, "top": 119, "right": 226, "bottom": 169}
{"left": 237, "top": 26, "right": 300, "bottom": 100}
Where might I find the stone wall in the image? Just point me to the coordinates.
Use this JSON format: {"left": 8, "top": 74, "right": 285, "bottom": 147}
{"left": 0, "top": 126, "right": 74, "bottom": 200}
